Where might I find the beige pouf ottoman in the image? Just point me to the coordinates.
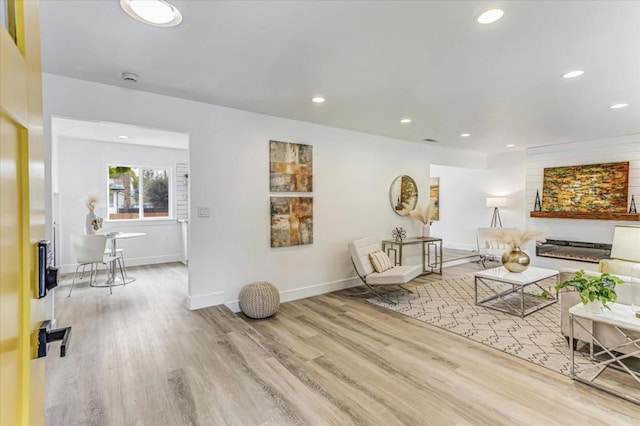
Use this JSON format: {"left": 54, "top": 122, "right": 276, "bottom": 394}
{"left": 239, "top": 281, "right": 280, "bottom": 319}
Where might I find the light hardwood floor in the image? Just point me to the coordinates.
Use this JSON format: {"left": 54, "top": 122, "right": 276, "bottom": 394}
{"left": 46, "top": 262, "right": 640, "bottom": 425}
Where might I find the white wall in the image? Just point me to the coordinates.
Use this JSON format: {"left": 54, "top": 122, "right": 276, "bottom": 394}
{"left": 486, "top": 150, "right": 527, "bottom": 230}
{"left": 430, "top": 151, "right": 527, "bottom": 251}
{"left": 56, "top": 136, "right": 188, "bottom": 272}
{"left": 526, "top": 134, "right": 640, "bottom": 271}
{"left": 429, "top": 165, "right": 487, "bottom": 251}
{"left": 42, "top": 74, "right": 488, "bottom": 310}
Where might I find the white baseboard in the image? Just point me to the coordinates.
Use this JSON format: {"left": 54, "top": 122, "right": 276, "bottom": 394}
{"left": 224, "top": 276, "right": 362, "bottom": 313}
{"left": 186, "top": 290, "right": 225, "bottom": 310}
{"left": 58, "top": 254, "right": 182, "bottom": 274}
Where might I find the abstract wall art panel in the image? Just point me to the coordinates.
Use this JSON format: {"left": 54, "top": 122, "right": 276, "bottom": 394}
{"left": 429, "top": 177, "right": 440, "bottom": 221}
{"left": 542, "top": 161, "right": 629, "bottom": 212}
{"left": 269, "top": 140, "right": 313, "bottom": 192}
{"left": 270, "top": 197, "right": 313, "bottom": 247}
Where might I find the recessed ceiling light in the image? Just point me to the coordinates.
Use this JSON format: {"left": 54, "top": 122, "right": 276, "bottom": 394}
{"left": 120, "top": 0, "right": 182, "bottom": 27}
{"left": 400, "top": 118, "right": 412, "bottom": 124}
{"left": 477, "top": 9, "right": 504, "bottom": 24}
{"left": 118, "top": 135, "right": 129, "bottom": 139}
{"left": 609, "top": 103, "right": 629, "bottom": 109}
{"left": 562, "top": 70, "right": 584, "bottom": 79}
{"left": 505, "top": 144, "right": 516, "bottom": 148}
{"left": 460, "top": 133, "right": 470, "bottom": 137}
{"left": 312, "top": 97, "right": 325, "bottom": 103}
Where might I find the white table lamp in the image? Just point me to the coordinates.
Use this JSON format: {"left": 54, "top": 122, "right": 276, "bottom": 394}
{"left": 610, "top": 225, "right": 640, "bottom": 262}
{"left": 610, "top": 225, "right": 640, "bottom": 318}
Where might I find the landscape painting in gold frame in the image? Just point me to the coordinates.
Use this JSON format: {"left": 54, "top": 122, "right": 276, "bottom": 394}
{"left": 542, "top": 161, "right": 629, "bottom": 213}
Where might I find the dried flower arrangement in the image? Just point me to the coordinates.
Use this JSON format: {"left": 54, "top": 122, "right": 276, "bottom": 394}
{"left": 480, "top": 228, "right": 546, "bottom": 248}
{"left": 408, "top": 199, "right": 437, "bottom": 225}
{"left": 85, "top": 193, "right": 99, "bottom": 211}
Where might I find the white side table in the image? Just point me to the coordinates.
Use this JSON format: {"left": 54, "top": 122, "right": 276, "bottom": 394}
{"left": 569, "top": 302, "right": 640, "bottom": 405}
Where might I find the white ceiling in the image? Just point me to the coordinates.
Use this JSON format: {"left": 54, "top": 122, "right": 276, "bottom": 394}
{"left": 40, "top": 1, "right": 640, "bottom": 153}
{"left": 52, "top": 117, "right": 189, "bottom": 150}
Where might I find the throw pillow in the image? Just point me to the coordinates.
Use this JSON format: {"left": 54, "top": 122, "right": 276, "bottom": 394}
{"left": 369, "top": 251, "right": 393, "bottom": 273}
{"left": 486, "top": 240, "right": 508, "bottom": 250}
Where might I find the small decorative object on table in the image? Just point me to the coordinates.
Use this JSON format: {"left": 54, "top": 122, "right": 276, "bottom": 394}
{"left": 85, "top": 194, "right": 103, "bottom": 235}
{"left": 534, "top": 190, "right": 542, "bottom": 212}
{"left": 480, "top": 228, "right": 546, "bottom": 272}
{"left": 392, "top": 227, "right": 406, "bottom": 243}
{"left": 555, "top": 269, "right": 623, "bottom": 313}
{"left": 409, "top": 199, "right": 436, "bottom": 237}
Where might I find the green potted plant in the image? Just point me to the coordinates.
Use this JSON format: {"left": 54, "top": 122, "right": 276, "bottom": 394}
{"left": 555, "top": 269, "right": 623, "bottom": 313}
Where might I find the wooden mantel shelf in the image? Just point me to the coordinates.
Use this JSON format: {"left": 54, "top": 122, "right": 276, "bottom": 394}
{"left": 530, "top": 211, "right": 640, "bottom": 221}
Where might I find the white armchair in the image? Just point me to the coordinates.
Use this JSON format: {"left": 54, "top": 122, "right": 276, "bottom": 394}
{"left": 476, "top": 227, "right": 516, "bottom": 268}
{"left": 348, "top": 237, "right": 422, "bottom": 303}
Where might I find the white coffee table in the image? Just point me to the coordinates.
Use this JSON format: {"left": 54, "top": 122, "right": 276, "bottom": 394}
{"left": 474, "top": 266, "right": 559, "bottom": 317}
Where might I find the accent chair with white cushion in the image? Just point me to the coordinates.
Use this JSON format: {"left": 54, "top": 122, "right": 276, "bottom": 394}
{"left": 476, "top": 227, "right": 517, "bottom": 267}
{"left": 348, "top": 236, "right": 422, "bottom": 303}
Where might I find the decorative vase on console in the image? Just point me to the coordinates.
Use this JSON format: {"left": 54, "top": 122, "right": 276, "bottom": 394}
{"left": 480, "top": 228, "right": 546, "bottom": 273}
{"left": 409, "top": 199, "right": 436, "bottom": 238}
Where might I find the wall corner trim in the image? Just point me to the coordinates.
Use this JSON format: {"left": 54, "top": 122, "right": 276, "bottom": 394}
{"left": 186, "top": 291, "right": 225, "bottom": 310}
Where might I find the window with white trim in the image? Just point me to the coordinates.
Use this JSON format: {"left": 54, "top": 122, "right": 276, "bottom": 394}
{"left": 108, "top": 166, "right": 171, "bottom": 220}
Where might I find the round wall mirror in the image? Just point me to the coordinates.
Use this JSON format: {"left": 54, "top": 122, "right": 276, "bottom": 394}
{"left": 389, "top": 175, "right": 418, "bottom": 216}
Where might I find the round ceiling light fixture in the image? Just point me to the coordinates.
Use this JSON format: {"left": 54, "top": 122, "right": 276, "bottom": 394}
{"left": 312, "top": 97, "right": 325, "bottom": 103}
{"left": 120, "top": 0, "right": 182, "bottom": 27}
{"left": 400, "top": 118, "right": 412, "bottom": 124}
{"left": 477, "top": 9, "right": 504, "bottom": 24}
{"left": 460, "top": 133, "right": 470, "bottom": 137}
{"left": 118, "top": 135, "right": 129, "bottom": 139}
{"left": 505, "top": 144, "right": 516, "bottom": 148}
{"left": 609, "top": 103, "right": 629, "bottom": 109}
{"left": 562, "top": 70, "right": 584, "bottom": 79}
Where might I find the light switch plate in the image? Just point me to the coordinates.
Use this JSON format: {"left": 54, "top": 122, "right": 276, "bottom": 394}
{"left": 197, "top": 207, "right": 210, "bottom": 218}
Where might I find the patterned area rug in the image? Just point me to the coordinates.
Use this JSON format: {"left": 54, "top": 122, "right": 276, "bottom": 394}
{"left": 366, "top": 274, "right": 599, "bottom": 379}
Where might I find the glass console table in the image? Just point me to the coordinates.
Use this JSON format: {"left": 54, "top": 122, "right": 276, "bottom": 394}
{"left": 382, "top": 237, "right": 443, "bottom": 275}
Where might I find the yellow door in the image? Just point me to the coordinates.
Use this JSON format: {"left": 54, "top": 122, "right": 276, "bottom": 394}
{"left": 1, "top": 1, "right": 47, "bottom": 424}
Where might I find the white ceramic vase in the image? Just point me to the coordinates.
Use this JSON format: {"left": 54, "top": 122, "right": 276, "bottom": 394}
{"left": 85, "top": 211, "right": 96, "bottom": 235}
{"left": 422, "top": 223, "right": 430, "bottom": 237}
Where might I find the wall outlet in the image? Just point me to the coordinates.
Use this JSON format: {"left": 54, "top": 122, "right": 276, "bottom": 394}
{"left": 197, "top": 207, "right": 210, "bottom": 218}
